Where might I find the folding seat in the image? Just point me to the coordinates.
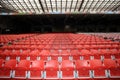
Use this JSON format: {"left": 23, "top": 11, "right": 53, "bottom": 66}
{"left": 109, "top": 49, "right": 119, "bottom": 59}
{"left": 90, "top": 45, "right": 99, "bottom": 49}
{"left": 39, "top": 50, "right": 50, "bottom": 60}
{"left": 2, "top": 45, "right": 12, "bottom": 50}
{"left": 60, "top": 60, "right": 75, "bottom": 79}
{"left": 90, "top": 49, "right": 102, "bottom": 60}
{"left": 52, "top": 45, "right": 60, "bottom": 50}
{"left": 9, "top": 50, "right": 20, "bottom": 60}
{"left": 45, "top": 60, "right": 59, "bottom": 79}
{"left": 30, "top": 45, "right": 38, "bottom": 50}
{"left": 112, "top": 44, "right": 119, "bottom": 49}
{"left": 19, "top": 50, "right": 30, "bottom": 60}
{"left": 38, "top": 45, "right": 45, "bottom": 49}
{"left": 14, "top": 60, "right": 30, "bottom": 78}
{"left": 103, "top": 59, "right": 119, "bottom": 78}
{"left": 0, "top": 50, "right": 12, "bottom": 60}
{"left": 110, "top": 49, "right": 119, "bottom": 54}
{"left": 75, "top": 60, "right": 90, "bottom": 78}
{"left": 76, "top": 45, "right": 83, "bottom": 50}
{"left": 105, "top": 45, "right": 112, "bottom": 49}
{"left": 89, "top": 60, "right": 106, "bottom": 78}
{"left": 83, "top": 45, "right": 91, "bottom": 49}
{"left": 0, "top": 59, "right": 17, "bottom": 78}
{"left": 99, "top": 45, "right": 108, "bottom": 49}
{"left": 100, "top": 49, "right": 113, "bottom": 59}
{"left": 29, "top": 60, "right": 44, "bottom": 79}
{"left": 68, "top": 45, "right": 75, "bottom": 50}
{"left": 80, "top": 49, "right": 91, "bottom": 60}
{"left": 61, "top": 45, "right": 67, "bottom": 50}
{"left": 70, "top": 50, "right": 80, "bottom": 60}
{"left": 50, "top": 50, "right": 59, "bottom": 60}
{"left": 28, "top": 50, "right": 39, "bottom": 60}
{"left": 22, "top": 45, "right": 30, "bottom": 50}
{"left": 14, "top": 45, "right": 22, "bottom": 50}
{"left": 44, "top": 45, "right": 52, "bottom": 49}
{"left": 60, "top": 50, "right": 71, "bottom": 60}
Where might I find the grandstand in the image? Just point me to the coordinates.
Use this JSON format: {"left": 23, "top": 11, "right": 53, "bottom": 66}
{"left": 0, "top": 0, "right": 120, "bottom": 80}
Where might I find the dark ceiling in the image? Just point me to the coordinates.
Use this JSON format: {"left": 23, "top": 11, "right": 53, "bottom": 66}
{"left": 0, "top": 14, "right": 120, "bottom": 26}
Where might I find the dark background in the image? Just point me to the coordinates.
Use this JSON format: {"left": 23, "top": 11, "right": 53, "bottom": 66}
{"left": 0, "top": 14, "right": 120, "bottom": 34}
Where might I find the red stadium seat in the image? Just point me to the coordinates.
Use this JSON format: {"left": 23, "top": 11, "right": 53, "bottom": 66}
{"left": 100, "top": 49, "right": 113, "bottom": 59}
{"left": 29, "top": 60, "right": 44, "bottom": 79}
{"left": 39, "top": 50, "right": 50, "bottom": 60}
{"left": 0, "top": 60, "right": 17, "bottom": 78}
{"left": 104, "top": 59, "right": 117, "bottom": 69}
{"left": 60, "top": 50, "right": 70, "bottom": 60}
{"left": 60, "top": 60, "right": 75, "bottom": 79}
{"left": 14, "top": 60, "right": 30, "bottom": 78}
{"left": 90, "top": 49, "right": 102, "bottom": 60}
{"left": 0, "top": 50, "right": 11, "bottom": 60}
{"left": 29, "top": 50, "right": 39, "bottom": 60}
{"left": 103, "top": 59, "right": 119, "bottom": 78}
{"left": 19, "top": 50, "right": 29, "bottom": 60}
{"left": 75, "top": 60, "right": 90, "bottom": 78}
{"left": 71, "top": 50, "right": 80, "bottom": 60}
{"left": 45, "top": 60, "right": 59, "bottom": 79}
{"left": 9, "top": 50, "right": 20, "bottom": 60}
{"left": 50, "top": 50, "right": 59, "bottom": 60}
{"left": 89, "top": 60, "right": 106, "bottom": 78}
{"left": 90, "top": 45, "right": 99, "bottom": 49}
{"left": 80, "top": 49, "right": 91, "bottom": 60}
{"left": 83, "top": 45, "right": 91, "bottom": 49}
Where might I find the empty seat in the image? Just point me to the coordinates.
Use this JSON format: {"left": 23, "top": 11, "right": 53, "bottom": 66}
{"left": 75, "top": 60, "right": 90, "bottom": 78}
{"left": 14, "top": 60, "right": 30, "bottom": 78}
{"left": 50, "top": 50, "right": 59, "bottom": 60}
{"left": 9, "top": 50, "right": 20, "bottom": 60}
{"left": 0, "top": 59, "right": 17, "bottom": 78}
{"left": 103, "top": 59, "right": 119, "bottom": 78}
{"left": 83, "top": 45, "right": 91, "bottom": 49}
{"left": 90, "top": 49, "right": 102, "bottom": 60}
{"left": 0, "top": 50, "right": 11, "bottom": 60}
{"left": 71, "top": 50, "right": 80, "bottom": 60}
{"left": 39, "top": 50, "right": 50, "bottom": 60}
{"left": 89, "top": 60, "right": 106, "bottom": 78}
{"left": 100, "top": 49, "right": 113, "bottom": 59}
{"left": 60, "top": 50, "right": 70, "bottom": 60}
{"left": 80, "top": 49, "right": 91, "bottom": 60}
{"left": 29, "top": 60, "right": 44, "bottom": 79}
{"left": 29, "top": 50, "right": 39, "bottom": 60}
{"left": 60, "top": 60, "right": 75, "bottom": 79}
{"left": 19, "top": 50, "right": 29, "bottom": 60}
{"left": 45, "top": 60, "right": 59, "bottom": 79}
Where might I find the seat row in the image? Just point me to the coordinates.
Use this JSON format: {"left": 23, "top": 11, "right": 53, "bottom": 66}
{"left": 0, "top": 59, "right": 120, "bottom": 79}
{"left": 0, "top": 54, "right": 120, "bottom": 61}
{"left": 0, "top": 49, "right": 120, "bottom": 61}
{"left": 2, "top": 44, "right": 120, "bottom": 50}
{"left": 89, "top": 33, "right": 120, "bottom": 41}
{"left": 0, "top": 34, "right": 35, "bottom": 44}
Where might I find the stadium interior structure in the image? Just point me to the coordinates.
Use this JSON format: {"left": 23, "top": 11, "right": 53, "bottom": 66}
{"left": 0, "top": 0, "right": 120, "bottom": 80}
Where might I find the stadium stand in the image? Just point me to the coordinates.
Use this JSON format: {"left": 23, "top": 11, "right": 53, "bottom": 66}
{"left": 0, "top": 33, "right": 120, "bottom": 80}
